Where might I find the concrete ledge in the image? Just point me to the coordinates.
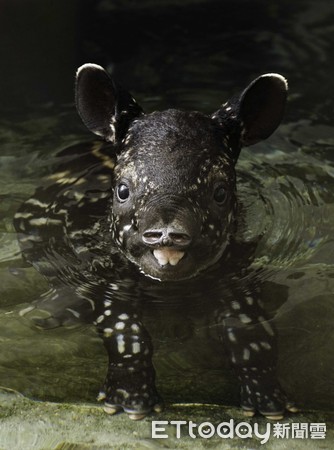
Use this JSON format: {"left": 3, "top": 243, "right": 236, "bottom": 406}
{"left": 1, "top": 388, "right": 333, "bottom": 449}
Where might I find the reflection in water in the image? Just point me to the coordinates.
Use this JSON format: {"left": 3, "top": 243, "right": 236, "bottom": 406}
{"left": 0, "top": 0, "right": 334, "bottom": 415}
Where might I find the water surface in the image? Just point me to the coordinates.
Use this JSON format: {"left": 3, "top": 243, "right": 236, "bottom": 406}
{"left": 1, "top": 0, "right": 334, "bottom": 412}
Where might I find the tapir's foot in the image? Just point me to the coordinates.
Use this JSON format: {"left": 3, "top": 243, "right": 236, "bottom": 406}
{"left": 98, "top": 365, "right": 163, "bottom": 420}
{"left": 238, "top": 369, "right": 298, "bottom": 420}
{"left": 241, "top": 398, "right": 298, "bottom": 420}
{"left": 102, "top": 400, "right": 164, "bottom": 421}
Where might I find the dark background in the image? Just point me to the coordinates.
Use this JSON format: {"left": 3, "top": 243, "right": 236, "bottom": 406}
{"left": 0, "top": 0, "right": 333, "bottom": 124}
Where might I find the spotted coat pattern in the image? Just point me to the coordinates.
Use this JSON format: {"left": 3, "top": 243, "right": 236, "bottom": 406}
{"left": 14, "top": 64, "right": 295, "bottom": 420}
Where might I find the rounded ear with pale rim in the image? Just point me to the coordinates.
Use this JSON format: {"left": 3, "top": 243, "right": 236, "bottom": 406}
{"left": 239, "top": 73, "right": 288, "bottom": 146}
{"left": 212, "top": 73, "right": 288, "bottom": 161}
{"left": 75, "top": 64, "right": 143, "bottom": 143}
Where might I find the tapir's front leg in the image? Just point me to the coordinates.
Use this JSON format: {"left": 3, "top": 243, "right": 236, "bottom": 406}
{"left": 218, "top": 283, "right": 297, "bottom": 419}
{"left": 94, "top": 296, "right": 162, "bottom": 420}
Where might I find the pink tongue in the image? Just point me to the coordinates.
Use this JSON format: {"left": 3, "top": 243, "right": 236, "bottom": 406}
{"left": 153, "top": 248, "right": 185, "bottom": 266}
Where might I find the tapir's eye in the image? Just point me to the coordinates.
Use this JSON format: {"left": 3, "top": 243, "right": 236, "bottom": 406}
{"left": 116, "top": 183, "right": 130, "bottom": 202}
{"left": 213, "top": 184, "right": 227, "bottom": 205}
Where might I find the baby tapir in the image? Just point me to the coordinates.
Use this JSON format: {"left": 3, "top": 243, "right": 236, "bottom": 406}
{"left": 14, "top": 64, "right": 297, "bottom": 420}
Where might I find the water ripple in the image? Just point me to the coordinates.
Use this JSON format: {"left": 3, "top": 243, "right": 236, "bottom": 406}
{"left": 237, "top": 149, "right": 334, "bottom": 269}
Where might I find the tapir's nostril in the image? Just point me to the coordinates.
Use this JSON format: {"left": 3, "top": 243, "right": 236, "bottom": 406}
{"left": 142, "top": 231, "right": 163, "bottom": 244}
{"left": 168, "top": 232, "right": 191, "bottom": 245}
{"left": 142, "top": 229, "right": 192, "bottom": 247}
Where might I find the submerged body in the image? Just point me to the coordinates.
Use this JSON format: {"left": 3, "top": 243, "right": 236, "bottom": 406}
{"left": 14, "top": 64, "right": 296, "bottom": 420}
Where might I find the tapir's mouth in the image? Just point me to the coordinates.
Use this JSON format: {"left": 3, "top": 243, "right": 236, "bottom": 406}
{"left": 128, "top": 229, "right": 229, "bottom": 281}
{"left": 135, "top": 243, "right": 216, "bottom": 281}
{"left": 152, "top": 247, "right": 185, "bottom": 267}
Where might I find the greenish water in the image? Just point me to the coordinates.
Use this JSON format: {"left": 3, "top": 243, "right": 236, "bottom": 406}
{"left": 1, "top": 0, "right": 334, "bottom": 415}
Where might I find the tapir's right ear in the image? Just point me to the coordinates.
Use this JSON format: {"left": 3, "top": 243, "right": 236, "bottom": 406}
{"left": 75, "top": 64, "right": 143, "bottom": 143}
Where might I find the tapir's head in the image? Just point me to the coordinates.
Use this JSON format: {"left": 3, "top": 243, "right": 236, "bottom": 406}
{"left": 75, "top": 64, "right": 287, "bottom": 281}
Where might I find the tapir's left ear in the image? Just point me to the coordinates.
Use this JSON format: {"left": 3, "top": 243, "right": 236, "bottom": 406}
{"left": 75, "top": 63, "right": 143, "bottom": 143}
{"left": 212, "top": 73, "right": 288, "bottom": 161}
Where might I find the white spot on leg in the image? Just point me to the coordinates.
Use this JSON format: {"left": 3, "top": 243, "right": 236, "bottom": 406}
{"left": 260, "top": 341, "right": 272, "bottom": 350}
{"left": 118, "top": 313, "right": 129, "bottom": 320}
{"left": 250, "top": 342, "right": 260, "bottom": 351}
{"left": 117, "top": 335, "right": 125, "bottom": 354}
{"left": 103, "top": 328, "right": 113, "bottom": 337}
{"left": 231, "top": 301, "right": 240, "bottom": 310}
{"left": 245, "top": 296, "right": 254, "bottom": 305}
{"left": 131, "top": 324, "right": 140, "bottom": 333}
{"left": 239, "top": 314, "right": 252, "bottom": 324}
{"left": 228, "top": 330, "right": 237, "bottom": 342}
{"left": 116, "top": 388, "right": 130, "bottom": 399}
{"left": 132, "top": 342, "right": 141, "bottom": 354}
